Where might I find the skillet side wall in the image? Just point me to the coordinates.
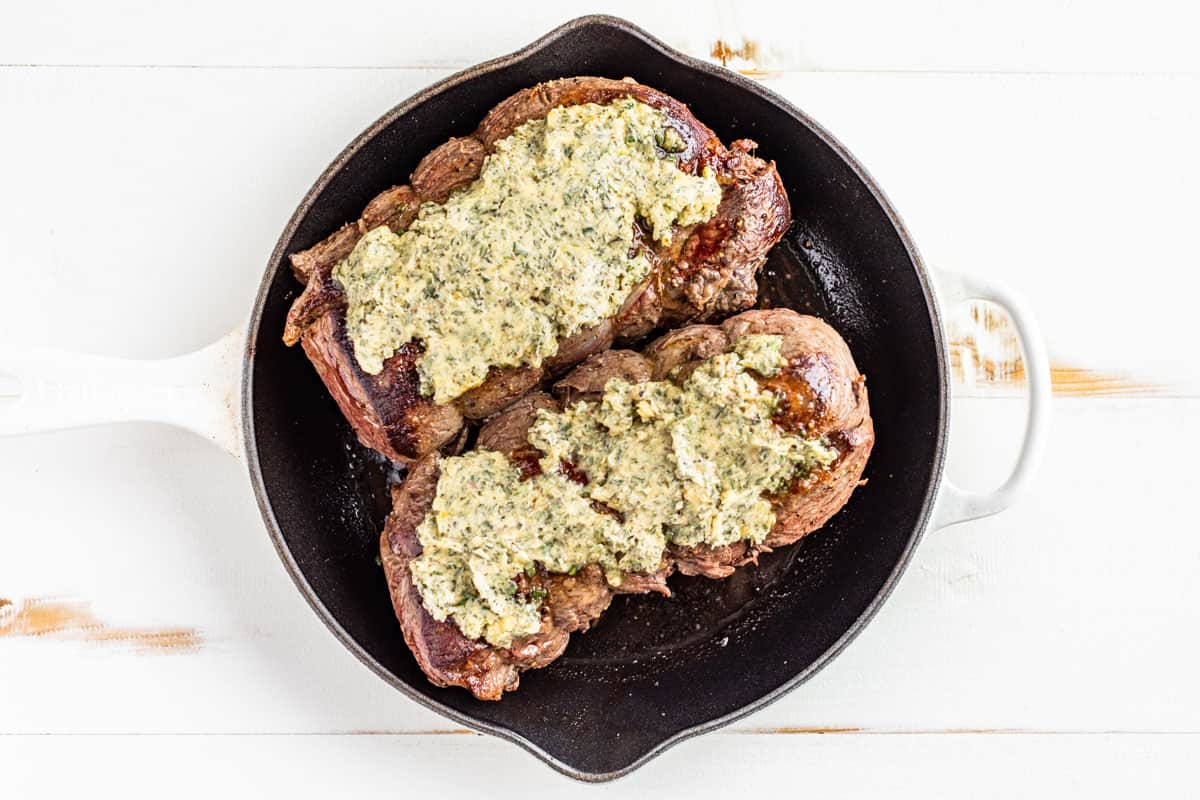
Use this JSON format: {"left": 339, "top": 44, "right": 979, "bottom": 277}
{"left": 247, "top": 19, "right": 943, "bottom": 778}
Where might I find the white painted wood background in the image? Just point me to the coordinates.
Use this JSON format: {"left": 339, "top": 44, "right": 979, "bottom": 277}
{"left": 2, "top": 1, "right": 1198, "bottom": 796}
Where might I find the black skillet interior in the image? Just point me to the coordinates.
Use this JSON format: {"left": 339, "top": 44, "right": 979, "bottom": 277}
{"left": 247, "top": 16, "right": 944, "bottom": 781}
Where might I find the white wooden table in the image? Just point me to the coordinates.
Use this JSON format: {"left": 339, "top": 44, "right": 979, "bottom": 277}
{"left": 3, "top": 2, "right": 1198, "bottom": 795}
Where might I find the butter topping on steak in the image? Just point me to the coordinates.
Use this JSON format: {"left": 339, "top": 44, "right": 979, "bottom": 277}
{"left": 284, "top": 77, "right": 791, "bottom": 463}
{"left": 381, "top": 309, "right": 873, "bottom": 699}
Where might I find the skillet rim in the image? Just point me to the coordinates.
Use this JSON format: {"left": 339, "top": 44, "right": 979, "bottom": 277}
{"left": 242, "top": 13, "right": 949, "bottom": 782}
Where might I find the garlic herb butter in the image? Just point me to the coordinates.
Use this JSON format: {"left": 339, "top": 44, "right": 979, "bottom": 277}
{"left": 409, "top": 336, "right": 839, "bottom": 647}
{"left": 334, "top": 98, "right": 723, "bottom": 403}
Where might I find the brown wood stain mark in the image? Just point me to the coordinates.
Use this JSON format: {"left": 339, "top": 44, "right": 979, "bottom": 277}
{"left": 710, "top": 39, "right": 777, "bottom": 78}
{"left": 1045, "top": 365, "right": 1162, "bottom": 397}
{"left": 711, "top": 38, "right": 758, "bottom": 65}
{"left": 0, "top": 597, "right": 202, "bottom": 653}
{"left": 949, "top": 300, "right": 1162, "bottom": 397}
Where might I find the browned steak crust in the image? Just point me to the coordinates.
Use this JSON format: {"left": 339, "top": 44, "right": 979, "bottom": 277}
{"left": 284, "top": 76, "right": 791, "bottom": 463}
{"left": 381, "top": 458, "right": 617, "bottom": 699}
{"left": 382, "top": 308, "right": 872, "bottom": 698}
{"left": 300, "top": 315, "right": 463, "bottom": 461}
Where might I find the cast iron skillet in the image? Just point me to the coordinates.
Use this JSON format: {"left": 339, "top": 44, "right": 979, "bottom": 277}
{"left": 0, "top": 13, "right": 1047, "bottom": 784}
{"left": 250, "top": 15, "right": 945, "bottom": 779}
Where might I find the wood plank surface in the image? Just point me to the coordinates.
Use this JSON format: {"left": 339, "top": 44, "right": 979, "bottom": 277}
{"left": 4, "top": 732, "right": 1197, "bottom": 797}
{"left": 2, "top": 2, "right": 1198, "bottom": 793}
{"left": 2, "top": 0, "right": 1198, "bottom": 73}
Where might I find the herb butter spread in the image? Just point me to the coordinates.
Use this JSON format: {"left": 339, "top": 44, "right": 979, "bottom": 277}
{"left": 409, "top": 335, "right": 839, "bottom": 647}
{"left": 333, "top": 98, "right": 724, "bottom": 403}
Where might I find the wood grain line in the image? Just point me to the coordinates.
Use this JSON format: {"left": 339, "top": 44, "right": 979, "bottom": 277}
{"left": 732, "top": 726, "right": 863, "bottom": 734}
{"left": 0, "top": 596, "right": 201, "bottom": 653}
{"left": 735, "top": 727, "right": 1054, "bottom": 735}
{"left": 8, "top": 730, "right": 1197, "bottom": 737}
{"left": 345, "top": 729, "right": 475, "bottom": 736}
{"left": 949, "top": 301, "right": 1163, "bottom": 397}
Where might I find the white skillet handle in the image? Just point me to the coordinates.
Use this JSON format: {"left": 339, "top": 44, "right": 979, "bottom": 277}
{"left": 0, "top": 328, "right": 245, "bottom": 459}
{"left": 931, "top": 269, "right": 1051, "bottom": 529}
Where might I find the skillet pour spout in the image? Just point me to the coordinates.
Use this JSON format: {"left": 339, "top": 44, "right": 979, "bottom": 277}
{"left": 246, "top": 14, "right": 951, "bottom": 781}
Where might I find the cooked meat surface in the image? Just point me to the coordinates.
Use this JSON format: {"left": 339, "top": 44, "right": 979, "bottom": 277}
{"left": 380, "top": 308, "right": 873, "bottom": 699}
{"left": 284, "top": 77, "right": 791, "bottom": 462}
{"left": 550, "top": 350, "right": 652, "bottom": 406}
{"left": 381, "top": 459, "right": 617, "bottom": 698}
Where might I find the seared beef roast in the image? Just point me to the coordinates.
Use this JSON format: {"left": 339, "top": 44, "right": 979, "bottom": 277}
{"left": 284, "top": 77, "right": 791, "bottom": 462}
{"left": 381, "top": 309, "right": 873, "bottom": 699}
